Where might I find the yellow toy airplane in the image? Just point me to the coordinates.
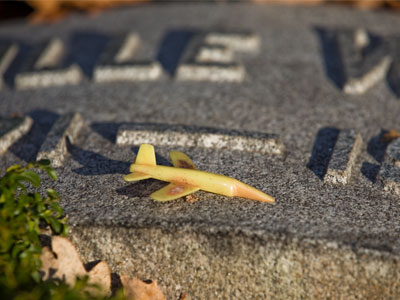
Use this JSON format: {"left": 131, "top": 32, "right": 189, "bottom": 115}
{"left": 124, "top": 144, "right": 275, "bottom": 203}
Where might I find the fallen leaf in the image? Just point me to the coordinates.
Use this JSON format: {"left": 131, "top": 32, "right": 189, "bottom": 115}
{"left": 9, "top": 112, "right": 23, "bottom": 118}
{"left": 346, "top": 0, "right": 383, "bottom": 9}
{"left": 254, "top": 0, "right": 323, "bottom": 4}
{"left": 25, "top": 0, "right": 148, "bottom": 23}
{"left": 40, "top": 236, "right": 111, "bottom": 296}
{"left": 51, "top": 236, "right": 87, "bottom": 285}
{"left": 40, "top": 246, "right": 59, "bottom": 278}
{"left": 184, "top": 194, "right": 199, "bottom": 203}
{"left": 121, "top": 274, "right": 166, "bottom": 300}
{"left": 382, "top": 129, "right": 400, "bottom": 142}
{"left": 40, "top": 236, "right": 86, "bottom": 285}
{"left": 87, "top": 261, "right": 112, "bottom": 296}
{"left": 179, "top": 292, "right": 187, "bottom": 300}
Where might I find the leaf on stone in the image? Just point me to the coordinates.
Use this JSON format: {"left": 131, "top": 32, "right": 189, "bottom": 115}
{"left": 47, "top": 236, "right": 86, "bottom": 285}
{"left": 86, "top": 261, "right": 112, "bottom": 296}
{"left": 382, "top": 129, "right": 400, "bottom": 142}
{"left": 120, "top": 274, "right": 166, "bottom": 300}
{"left": 26, "top": 0, "right": 148, "bottom": 23}
{"left": 184, "top": 194, "right": 199, "bottom": 203}
{"left": 40, "top": 236, "right": 111, "bottom": 296}
{"left": 40, "top": 246, "right": 59, "bottom": 279}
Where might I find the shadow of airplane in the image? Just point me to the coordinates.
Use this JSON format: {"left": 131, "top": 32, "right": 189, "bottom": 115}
{"left": 67, "top": 137, "right": 130, "bottom": 176}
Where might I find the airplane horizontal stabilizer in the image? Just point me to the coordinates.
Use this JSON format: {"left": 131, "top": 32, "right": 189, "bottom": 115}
{"left": 169, "top": 151, "right": 197, "bottom": 169}
{"left": 124, "top": 172, "right": 151, "bottom": 182}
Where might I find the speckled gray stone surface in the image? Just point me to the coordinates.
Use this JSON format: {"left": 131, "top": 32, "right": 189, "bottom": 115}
{"left": 0, "top": 3, "right": 400, "bottom": 299}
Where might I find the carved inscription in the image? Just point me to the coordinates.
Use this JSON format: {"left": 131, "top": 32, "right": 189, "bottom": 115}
{"left": 380, "top": 164, "right": 400, "bottom": 196}
{"left": 37, "top": 112, "right": 83, "bottom": 167}
{"left": 0, "top": 116, "right": 33, "bottom": 155}
{"left": 318, "top": 27, "right": 399, "bottom": 96}
{"left": 116, "top": 123, "right": 285, "bottom": 155}
{"left": 176, "top": 31, "right": 260, "bottom": 82}
{"left": 386, "top": 138, "right": 400, "bottom": 167}
{"left": 0, "top": 42, "right": 18, "bottom": 89}
{"left": 2, "top": 116, "right": 399, "bottom": 198}
{"left": 94, "top": 33, "right": 162, "bottom": 82}
{"left": 324, "top": 129, "right": 363, "bottom": 185}
{"left": 15, "top": 39, "right": 83, "bottom": 89}
{"left": 379, "top": 138, "right": 400, "bottom": 196}
{"left": 0, "top": 30, "right": 260, "bottom": 87}
{"left": 340, "top": 29, "right": 392, "bottom": 94}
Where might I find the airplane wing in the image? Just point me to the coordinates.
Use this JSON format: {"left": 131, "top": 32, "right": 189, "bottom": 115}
{"left": 124, "top": 172, "right": 152, "bottom": 182}
{"left": 169, "top": 151, "right": 197, "bottom": 169}
{"left": 151, "top": 183, "right": 200, "bottom": 201}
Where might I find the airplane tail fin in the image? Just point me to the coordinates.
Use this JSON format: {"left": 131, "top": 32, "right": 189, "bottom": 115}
{"left": 134, "top": 144, "right": 156, "bottom": 166}
{"left": 124, "top": 144, "right": 156, "bottom": 182}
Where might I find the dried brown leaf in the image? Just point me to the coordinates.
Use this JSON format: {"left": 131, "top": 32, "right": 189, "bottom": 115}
{"left": 254, "top": 0, "right": 323, "bottom": 4}
{"left": 26, "top": 0, "right": 148, "bottom": 23}
{"left": 50, "top": 236, "right": 87, "bottom": 286}
{"left": 121, "top": 274, "right": 166, "bottom": 300}
{"left": 40, "top": 236, "right": 111, "bottom": 296}
{"left": 87, "top": 261, "right": 112, "bottom": 297}
{"left": 179, "top": 292, "right": 187, "bottom": 300}
{"left": 39, "top": 246, "right": 59, "bottom": 280}
{"left": 184, "top": 194, "right": 199, "bottom": 203}
{"left": 387, "top": 0, "right": 400, "bottom": 9}
{"left": 382, "top": 129, "right": 400, "bottom": 142}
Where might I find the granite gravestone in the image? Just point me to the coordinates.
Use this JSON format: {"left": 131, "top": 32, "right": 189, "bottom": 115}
{"left": 0, "top": 3, "right": 400, "bottom": 299}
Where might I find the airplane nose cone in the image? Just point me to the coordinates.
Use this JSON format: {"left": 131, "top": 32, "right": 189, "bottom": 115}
{"left": 234, "top": 181, "right": 275, "bottom": 203}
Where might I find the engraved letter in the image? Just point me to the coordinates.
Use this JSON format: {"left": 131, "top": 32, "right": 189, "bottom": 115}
{"left": 176, "top": 31, "right": 260, "bottom": 82}
{"left": 15, "top": 38, "right": 83, "bottom": 89}
{"left": 94, "top": 33, "right": 162, "bottom": 82}
{"left": 324, "top": 129, "right": 363, "bottom": 185}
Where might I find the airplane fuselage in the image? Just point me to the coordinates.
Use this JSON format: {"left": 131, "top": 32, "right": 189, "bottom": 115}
{"left": 131, "top": 164, "right": 237, "bottom": 196}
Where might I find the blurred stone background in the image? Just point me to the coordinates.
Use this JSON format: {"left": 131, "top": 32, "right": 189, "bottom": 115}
{"left": 0, "top": 0, "right": 399, "bottom": 23}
